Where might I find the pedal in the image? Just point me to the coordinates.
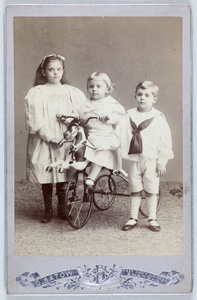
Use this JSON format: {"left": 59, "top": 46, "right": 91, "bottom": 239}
{"left": 83, "top": 192, "right": 92, "bottom": 202}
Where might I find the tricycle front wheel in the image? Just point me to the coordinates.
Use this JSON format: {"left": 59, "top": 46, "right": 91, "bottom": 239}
{"left": 65, "top": 171, "right": 93, "bottom": 229}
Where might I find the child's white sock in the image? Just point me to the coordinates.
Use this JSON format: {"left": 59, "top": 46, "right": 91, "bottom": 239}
{"left": 125, "top": 196, "right": 141, "bottom": 225}
{"left": 88, "top": 163, "right": 102, "bottom": 181}
{"left": 146, "top": 194, "right": 159, "bottom": 226}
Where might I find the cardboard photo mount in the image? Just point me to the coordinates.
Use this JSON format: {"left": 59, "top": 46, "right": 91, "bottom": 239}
{"left": 6, "top": 3, "right": 192, "bottom": 295}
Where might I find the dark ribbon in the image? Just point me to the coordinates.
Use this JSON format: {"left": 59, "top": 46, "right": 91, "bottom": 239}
{"left": 128, "top": 117, "right": 155, "bottom": 154}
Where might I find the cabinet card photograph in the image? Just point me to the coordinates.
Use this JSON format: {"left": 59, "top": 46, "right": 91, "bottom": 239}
{"left": 6, "top": 3, "right": 192, "bottom": 295}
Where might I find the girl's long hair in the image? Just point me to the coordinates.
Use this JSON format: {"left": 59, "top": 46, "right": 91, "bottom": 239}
{"left": 33, "top": 54, "right": 69, "bottom": 86}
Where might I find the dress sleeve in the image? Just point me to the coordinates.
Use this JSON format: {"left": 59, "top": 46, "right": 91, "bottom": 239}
{"left": 24, "top": 86, "right": 55, "bottom": 142}
{"left": 118, "top": 114, "right": 132, "bottom": 159}
{"left": 105, "top": 103, "right": 126, "bottom": 125}
{"left": 157, "top": 116, "right": 174, "bottom": 166}
{"left": 24, "top": 87, "right": 45, "bottom": 133}
{"left": 68, "top": 86, "right": 87, "bottom": 118}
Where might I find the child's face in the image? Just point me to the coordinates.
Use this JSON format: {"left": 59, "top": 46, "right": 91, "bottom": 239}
{"left": 87, "top": 79, "right": 108, "bottom": 100}
{"left": 42, "top": 60, "right": 64, "bottom": 85}
{"left": 135, "top": 88, "right": 157, "bottom": 112}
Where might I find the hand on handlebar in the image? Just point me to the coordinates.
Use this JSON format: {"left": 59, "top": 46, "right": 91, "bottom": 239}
{"left": 98, "top": 115, "right": 110, "bottom": 122}
{"left": 56, "top": 113, "right": 78, "bottom": 124}
{"left": 50, "top": 137, "right": 61, "bottom": 148}
{"left": 94, "top": 145, "right": 105, "bottom": 152}
{"left": 50, "top": 137, "right": 60, "bottom": 144}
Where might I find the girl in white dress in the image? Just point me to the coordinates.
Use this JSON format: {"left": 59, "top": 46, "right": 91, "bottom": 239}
{"left": 81, "top": 72, "right": 126, "bottom": 187}
{"left": 24, "top": 54, "right": 86, "bottom": 223}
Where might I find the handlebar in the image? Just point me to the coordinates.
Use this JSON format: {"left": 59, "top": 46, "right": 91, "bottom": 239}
{"left": 56, "top": 115, "right": 110, "bottom": 125}
{"left": 84, "top": 116, "right": 110, "bottom": 124}
{"left": 56, "top": 115, "right": 76, "bottom": 123}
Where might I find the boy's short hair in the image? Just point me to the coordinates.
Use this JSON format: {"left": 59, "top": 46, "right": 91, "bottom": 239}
{"left": 87, "top": 72, "right": 114, "bottom": 95}
{"left": 135, "top": 81, "right": 159, "bottom": 98}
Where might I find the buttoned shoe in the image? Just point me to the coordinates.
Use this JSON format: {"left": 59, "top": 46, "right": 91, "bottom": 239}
{"left": 122, "top": 218, "right": 138, "bottom": 231}
{"left": 41, "top": 210, "right": 53, "bottom": 223}
{"left": 148, "top": 219, "right": 161, "bottom": 232}
{"left": 85, "top": 178, "right": 95, "bottom": 190}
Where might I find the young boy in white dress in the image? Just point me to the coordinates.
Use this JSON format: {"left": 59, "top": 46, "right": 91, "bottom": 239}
{"left": 81, "top": 72, "right": 126, "bottom": 187}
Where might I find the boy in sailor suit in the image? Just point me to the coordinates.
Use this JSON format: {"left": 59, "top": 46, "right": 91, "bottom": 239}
{"left": 121, "top": 81, "right": 174, "bottom": 232}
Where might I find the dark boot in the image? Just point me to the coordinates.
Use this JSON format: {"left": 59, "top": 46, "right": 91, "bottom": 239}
{"left": 41, "top": 184, "right": 53, "bottom": 223}
{"left": 56, "top": 183, "right": 67, "bottom": 220}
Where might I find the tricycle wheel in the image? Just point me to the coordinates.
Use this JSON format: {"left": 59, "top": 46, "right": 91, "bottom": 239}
{"left": 65, "top": 171, "right": 93, "bottom": 229}
{"left": 139, "top": 188, "right": 162, "bottom": 218}
{"left": 93, "top": 174, "right": 116, "bottom": 210}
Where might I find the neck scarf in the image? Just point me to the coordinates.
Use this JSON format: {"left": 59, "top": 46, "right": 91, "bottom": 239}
{"left": 128, "top": 117, "right": 155, "bottom": 154}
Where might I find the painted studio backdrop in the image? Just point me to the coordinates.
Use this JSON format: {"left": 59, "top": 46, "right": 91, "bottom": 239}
{"left": 14, "top": 17, "right": 182, "bottom": 182}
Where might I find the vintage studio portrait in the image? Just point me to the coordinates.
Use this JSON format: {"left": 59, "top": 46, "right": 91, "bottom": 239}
{"left": 13, "top": 16, "right": 183, "bottom": 258}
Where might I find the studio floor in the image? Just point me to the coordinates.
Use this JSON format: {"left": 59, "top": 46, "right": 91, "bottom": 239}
{"left": 14, "top": 176, "right": 183, "bottom": 257}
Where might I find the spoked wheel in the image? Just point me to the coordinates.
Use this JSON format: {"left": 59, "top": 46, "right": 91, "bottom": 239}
{"left": 139, "top": 188, "right": 162, "bottom": 218}
{"left": 65, "top": 171, "right": 93, "bottom": 229}
{"left": 93, "top": 174, "right": 116, "bottom": 210}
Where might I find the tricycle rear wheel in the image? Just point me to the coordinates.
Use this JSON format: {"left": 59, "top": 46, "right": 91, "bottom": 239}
{"left": 139, "top": 188, "right": 162, "bottom": 218}
{"left": 93, "top": 174, "right": 116, "bottom": 211}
